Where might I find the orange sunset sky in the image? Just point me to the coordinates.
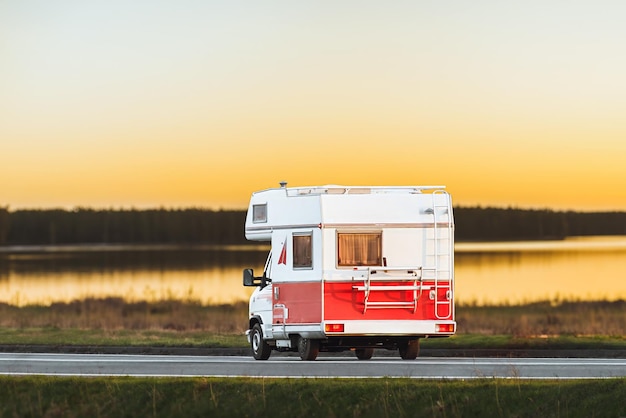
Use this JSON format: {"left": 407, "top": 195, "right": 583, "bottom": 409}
{"left": 2, "top": 1, "right": 626, "bottom": 211}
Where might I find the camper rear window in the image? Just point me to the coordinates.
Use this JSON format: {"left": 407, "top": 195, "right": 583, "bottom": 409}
{"left": 337, "top": 233, "right": 381, "bottom": 267}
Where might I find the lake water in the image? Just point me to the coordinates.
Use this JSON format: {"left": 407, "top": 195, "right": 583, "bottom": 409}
{"left": 1, "top": 236, "right": 625, "bottom": 306}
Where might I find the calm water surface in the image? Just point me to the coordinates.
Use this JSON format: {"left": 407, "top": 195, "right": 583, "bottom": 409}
{"left": 1, "top": 236, "right": 625, "bottom": 306}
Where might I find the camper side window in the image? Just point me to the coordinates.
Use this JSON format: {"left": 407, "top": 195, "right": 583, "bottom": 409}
{"left": 293, "top": 233, "right": 313, "bottom": 269}
{"left": 337, "top": 232, "right": 382, "bottom": 267}
{"left": 252, "top": 204, "right": 267, "bottom": 223}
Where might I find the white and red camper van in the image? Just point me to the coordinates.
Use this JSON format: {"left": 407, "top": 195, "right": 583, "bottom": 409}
{"left": 243, "top": 183, "right": 455, "bottom": 360}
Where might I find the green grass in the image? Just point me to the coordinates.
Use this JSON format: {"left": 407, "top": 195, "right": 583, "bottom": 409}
{"left": 0, "top": 327, "right": 247, "bottom": 348}
{"left": 0, "top": 376, "right": 624, "bottom": 418}
{"left": 1, "top": 327, "right": 624, "bottom": 353}
{"left": 423, "top": 333, "right": 626, "bottom": 350}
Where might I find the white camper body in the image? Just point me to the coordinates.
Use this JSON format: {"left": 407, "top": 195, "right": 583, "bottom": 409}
{"left": 243, "top": 184, "right": 455, "bottom": 360}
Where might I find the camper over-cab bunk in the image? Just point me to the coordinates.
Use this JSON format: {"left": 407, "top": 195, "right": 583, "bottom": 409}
{"left": 243, "top": 183, "right": 455, "bottom": 361}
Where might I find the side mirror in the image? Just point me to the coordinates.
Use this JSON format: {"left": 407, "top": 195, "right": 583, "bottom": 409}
{"left": 243, "top": 269, "right": 257, "bottom": 286}
{"left": 243, "top": 268, "right": 269, "bottom": 287}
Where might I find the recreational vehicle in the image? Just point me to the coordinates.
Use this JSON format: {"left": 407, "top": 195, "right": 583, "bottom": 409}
{"left": 243, "top": 183, "right": 455, "bottom": 360}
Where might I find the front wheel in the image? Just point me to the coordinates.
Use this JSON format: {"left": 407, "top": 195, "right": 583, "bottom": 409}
{"left": 297, "top": 336, "right": 319, "bottom": 361}
{"left": 399, "top": 338, "right": 420, "bottom": 360}
{"left": 250, "top": 323, "right": 271, "bottom": 360}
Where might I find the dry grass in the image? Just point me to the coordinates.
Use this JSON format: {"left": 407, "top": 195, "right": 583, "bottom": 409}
{"left": 0, "top": 298, "right": 250, "bottom": 334}
{"left": 0, "top": 297, "right": 624, "bottom": 337}
{"left": 456, "top": 299, "right": 626, "bottom": 337}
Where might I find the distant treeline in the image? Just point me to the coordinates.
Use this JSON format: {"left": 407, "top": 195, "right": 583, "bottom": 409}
{"left": 0, "top": 208, "right": 246, "bottom": 246}
{"left": 0, "top": 206, "right": 625, "bottom": 246}
{"left": 455, "top": 207, "right": 626, "bottom": 241}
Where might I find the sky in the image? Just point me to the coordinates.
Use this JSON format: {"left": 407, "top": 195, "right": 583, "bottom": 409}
{"left": 2, "top": 1, "right": 626, "bottom": 211}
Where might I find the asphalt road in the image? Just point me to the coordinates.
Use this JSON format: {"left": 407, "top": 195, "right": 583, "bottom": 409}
{"left": 1, "top": 353, "right": 625, "bottom": 379}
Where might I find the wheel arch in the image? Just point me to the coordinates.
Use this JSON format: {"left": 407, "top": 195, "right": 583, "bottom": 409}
{"left": 249, "top": 315, "right": 263, "bottom": 330}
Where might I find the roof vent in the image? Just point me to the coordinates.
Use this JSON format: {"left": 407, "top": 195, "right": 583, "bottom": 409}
{"left": 279, "top": 181, "right": 288, "bottom": 188}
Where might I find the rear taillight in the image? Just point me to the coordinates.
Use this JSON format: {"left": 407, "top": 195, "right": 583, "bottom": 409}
{"left": 436, "top": 323, "right": 455, "bottom": 333}
{"left": 325, "top": 323, "right": 344, "bottom": 333}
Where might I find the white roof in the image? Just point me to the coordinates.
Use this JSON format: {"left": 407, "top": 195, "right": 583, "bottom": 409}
{"left": 245, "top": 185, "right": 451, "bottom": 240}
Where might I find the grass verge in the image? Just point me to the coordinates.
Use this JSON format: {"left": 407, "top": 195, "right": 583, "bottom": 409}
{"left": 1, "top": 376, "right": 624, "bottom": 418}
{"left": 423, "top": 333, "right": 626, "bottom": 351}
{"left": 0, "top": 327, "right": 246, "bottom": 348}
{"left": 1, "top": 327, "right": 624, "bottom": 354}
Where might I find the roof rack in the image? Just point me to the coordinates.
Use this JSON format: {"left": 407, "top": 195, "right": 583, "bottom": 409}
{"left": 286, "top": 185, "right": 445, "bottom": 197}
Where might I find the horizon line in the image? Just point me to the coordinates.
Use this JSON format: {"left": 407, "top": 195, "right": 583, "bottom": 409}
{"left": 2, "top": 204, "right": 626, "bottom": 214}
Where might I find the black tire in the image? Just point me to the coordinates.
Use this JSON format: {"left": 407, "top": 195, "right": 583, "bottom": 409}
{"left": 399, "top": 339, "right": 420, "bottom": 360}
{"left": 355, "top": 348, "right": 374, "bottom": 360}
{"left": 297, "top": 336, "right": 320, "bottom": 361}
{"left": 250, "top": 323, "right": 271, "bottom": 360}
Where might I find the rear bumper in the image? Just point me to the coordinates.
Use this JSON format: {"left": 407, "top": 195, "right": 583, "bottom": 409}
{"left": 322, "top": 319, "right": 456, "bottom": 336}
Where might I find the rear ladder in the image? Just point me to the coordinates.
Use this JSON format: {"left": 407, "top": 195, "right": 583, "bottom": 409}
{"left": 423, "top": 191, "right": 453, "bottom": 319}
{"left": 352, "top": 267, "right": 431, "bottom": 313}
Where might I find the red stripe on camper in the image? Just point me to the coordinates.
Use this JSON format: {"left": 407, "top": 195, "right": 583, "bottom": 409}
{"left": 273, "top": 282, "right": 322, "bottom": 324}
{"left": 323, "top": 281, "right": 452, "bottom": 321}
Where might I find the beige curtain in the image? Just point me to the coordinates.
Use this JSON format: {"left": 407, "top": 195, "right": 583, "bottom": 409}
{"left": 338, "top": 233, "right": 381, "bottom": 266}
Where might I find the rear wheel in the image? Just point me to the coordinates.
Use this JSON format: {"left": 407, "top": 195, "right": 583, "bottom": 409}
{"left": 355, "top": 348, "right": 374, "bottom": 360}
{"left": 250, "top": 323, "right": 271, "bottom": 360}
{"left": 399, "top": 339, "right": 420, "bottom": 360}
{"left": 297, "top": 336, "right": 319, "bottom": 361}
